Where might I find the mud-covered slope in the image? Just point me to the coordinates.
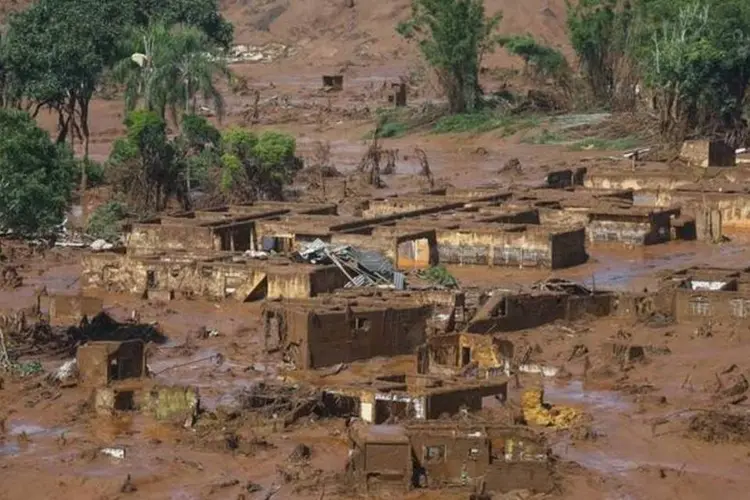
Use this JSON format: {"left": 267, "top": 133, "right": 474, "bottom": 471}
{"left": 220, "top": 0, "right": 572, "bottom": 66}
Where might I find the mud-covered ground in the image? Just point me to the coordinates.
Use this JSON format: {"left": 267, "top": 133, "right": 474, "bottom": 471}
{"left": 3, "top": 230, "right": 750, "bottom": 500}
{"left": 2, "top": 2, "right": 748, "bottom": 497}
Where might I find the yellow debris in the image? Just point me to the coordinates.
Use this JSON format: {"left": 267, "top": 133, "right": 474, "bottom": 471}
{"left": 522, "top": 387, "right": 582, "bottom": 429}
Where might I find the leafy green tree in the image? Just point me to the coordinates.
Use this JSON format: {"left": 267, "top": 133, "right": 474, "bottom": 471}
{"left": 397, "top": 0, "right": 502, "bottom": 113}
{"left": 114, "top": 23, "right": 231, "bottom": 124}
{"left": 3, "top": 0, "right": 232, "bottom": 191}
{"left": 132, "top": 0, "right": 233, "bottom": 48}
{"left": 3, "top": 0, "right": 133, "bottom": 190}
{"left": 637, "top": 0, "right": 750, "bottom": 143}
{"left": 500, "top": 34, "right": 569, "bottom": 81}
{"left": 568, "top": 0, "right": 750, "bottom": 143}
{"left": 566, "top": 0, "right": 636, "bottom": 105}
{"left": 174, "top": 114, "right": 220, "bottom": 192}
{"left": 0, "top": 109, "right": 74, "bottom": 235}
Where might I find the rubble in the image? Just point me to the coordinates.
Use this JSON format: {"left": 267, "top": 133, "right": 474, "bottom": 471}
{"left": 687, "top": 410, "right": 750, "bottom": 443}
{"left": 296, "top": 238, "right": 405, "bottom": 289}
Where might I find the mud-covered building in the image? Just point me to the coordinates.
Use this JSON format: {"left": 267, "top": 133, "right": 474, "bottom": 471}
{"left": 347, "top": 421, "right": 553, "bottom": 493}
{"left": 465, "top": 287, "right": 617, "bottom": 334}
{"left": 262, "top": 292, "right": 432, "bottom": 369}
{"left": 322, "top": 372, "right": 508, "bottom": 424}
{"left": 658, "top": 266, "right": 750, "bottom": 322}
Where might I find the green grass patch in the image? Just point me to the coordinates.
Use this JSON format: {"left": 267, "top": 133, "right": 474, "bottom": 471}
{"left": 567, "top": 136, "right": 640, "bottom": 151}
{"left": 521, "top": 128, "right": 566, "bottom": 145}
{"left": 432, "top": 111, "right": 539, "bottom": 136}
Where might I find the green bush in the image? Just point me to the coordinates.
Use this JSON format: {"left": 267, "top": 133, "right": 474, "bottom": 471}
{"left": 75, "top": 159, "right": 106, "bottom": 188}
{"left": 433, "top": 112, "right": 539, "bottom": 135}
{"left": 86, "top": 201, "right": 128, "bottom": 241}
{"left": 221, "top": 127, "right": 257, "bottom": 158}
{"left": 377, "top": 121, "right": 408, "bottom": 138}
{"left": 254, "top": 131, "right": 296, "bottom": 166}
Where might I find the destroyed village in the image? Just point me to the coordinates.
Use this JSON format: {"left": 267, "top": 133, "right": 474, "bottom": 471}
{"left": 6, "top": 1, "right": 750, "bottom": 499}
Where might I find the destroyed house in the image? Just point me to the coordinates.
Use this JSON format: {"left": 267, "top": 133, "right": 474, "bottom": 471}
{"left": 47, "top": 294, "right": 103, "bottom": 326}
{"left": 82, "top": 251, "right": 347, "bottom": 302}
{"left": 431, "top": 222, "right": 586, "bottom": 269}
{"left": 77, "top": 339, "right": 146, "bottom": 387}
{"left": 585, "top": 205, "right": 681, "bottom": 245}
{"left": 658, "top": 267, "right": 750, "bottom": 321}
{"left": 322, "top": 373, "right": 508, "bottom": 424}
{"left": 262, "top": 294, "right": 431, "bottom": 369}
{"left": 466, "top": 288, "right": 616, "bottom": 334}
{"left": 362, "top": 190, "right": 513, "bottom": 218}
{"left": 426, "top": 332, "right": 513, "bottom": 375}
{"left": 125, "top": 202, "right": 337, "bottom": 256}
{"left": 347, "top": 422, "right": 552, "bottom": 493}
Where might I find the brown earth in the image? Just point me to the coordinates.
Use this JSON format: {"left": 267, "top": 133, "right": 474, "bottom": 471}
{"left": 3, "top": 2, "right": 747, "bottom": 500}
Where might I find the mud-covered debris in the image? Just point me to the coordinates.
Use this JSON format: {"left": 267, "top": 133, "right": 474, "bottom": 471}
{"left": 688, "top": 411, "right": 750, "bottom": 443}
{"left": 245, "top": 481, "right": 263, "bottom": 493}
{"left": 710, "top": 365, "right": 749, "bottom": 404}
{"left": 567, "top": 344, "right": 588, "bottom": 361}
{"left": 569, "top": 417, "right": 600, "bottom": 441}
{"left": 209, "top": 478, "right": 240, "bottom": 493}
{"left": 0, "top": 265, "right": 22, "bottom": 289}
{"left": 693, "top": 322, "right": 713, "bottom": 338}
{"left": 500, "top": 157, "right": 522, "bottom": 174}
{"left": 121, "top": 474, "right": 137, "bottom": 493}
{"left": 49, "top": 358, "right": 78, "bottom": 384}
{"left": 101, "top": 447, "right": 126, "bottom": 460}
{"left": 144, "top": 385, "right": 200, "bottom": 426}
{"left": 288, "top": 443, "right": 311, "bottom": 462}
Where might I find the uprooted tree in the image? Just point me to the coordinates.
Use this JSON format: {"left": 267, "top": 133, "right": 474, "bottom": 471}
{"left": 397, "top": 0, "right": 502, "bottom": 113}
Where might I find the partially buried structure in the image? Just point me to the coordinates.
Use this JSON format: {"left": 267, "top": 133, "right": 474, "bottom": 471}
{"left": 347, "top": 421, "right": 554, "bottom": 494}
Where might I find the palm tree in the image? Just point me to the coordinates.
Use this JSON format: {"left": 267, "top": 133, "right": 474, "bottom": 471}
{"left": 113, "top": 23, "right": 232, "bottom": 124}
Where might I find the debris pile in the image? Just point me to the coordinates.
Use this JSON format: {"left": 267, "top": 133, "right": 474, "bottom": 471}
{"left": 296, "top": 239, "right": 405, "bottom": 289}
{"left": 0, "top": 265, "right": 22, "bottom": 289}
{"left": 521, "top": 388, "right": 583, "bottom": 429}
{"left": 223, "top": 43, "right": 295, "bottom": 64}
{"left": 688, "top": 410, "right": 750, "bottom": 443}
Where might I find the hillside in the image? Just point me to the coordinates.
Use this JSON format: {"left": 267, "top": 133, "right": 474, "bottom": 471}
{"left": 219, "top": 0, "right": 572, "bottom": 68}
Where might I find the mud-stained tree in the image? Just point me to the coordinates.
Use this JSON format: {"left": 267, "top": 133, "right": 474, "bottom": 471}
{"left": 106, "top": 110, "right": 178, "bottom": 214}
{"left": 397, "top": 0, "right": 502, "bottom": 113}
{"left": 0, "top": 109, "right": 74, "bottom": 235}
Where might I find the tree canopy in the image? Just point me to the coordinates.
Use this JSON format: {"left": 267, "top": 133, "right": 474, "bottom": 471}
{"left": 567, "top": 0, "right": 750, "bottom": 143}
{"left": 0, "top": 109, "right": 74, "bottom": 235}
{"left": 397, "top": 0, "right": 502, "bottom": 113}
{"left": 113, "top": 22, "right": 231, "bottom": 124}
